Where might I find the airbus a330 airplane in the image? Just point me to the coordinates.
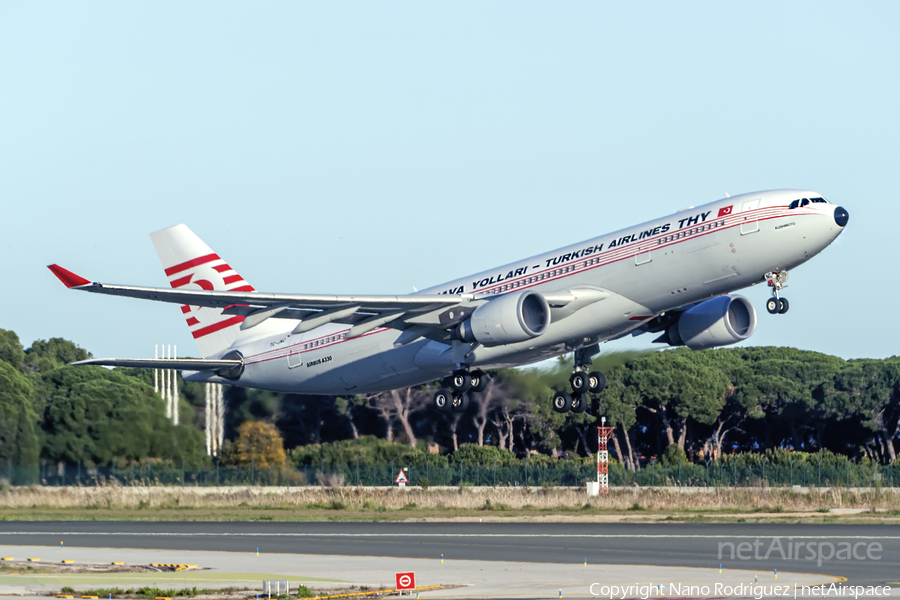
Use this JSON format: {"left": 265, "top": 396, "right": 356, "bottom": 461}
{"left": 50, "top": 189, "right": 848, "bottom": 414}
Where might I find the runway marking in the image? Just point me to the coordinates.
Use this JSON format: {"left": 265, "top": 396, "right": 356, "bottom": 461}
{"left": 3, "top": 532, "right": 900, "bottom": 540}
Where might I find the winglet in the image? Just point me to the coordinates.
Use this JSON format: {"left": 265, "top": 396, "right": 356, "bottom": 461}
{"left": 47, "top": 264, "right": 91, "bottom": 288}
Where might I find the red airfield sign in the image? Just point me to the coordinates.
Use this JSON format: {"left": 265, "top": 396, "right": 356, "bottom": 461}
{"left": 395, "top": 571, "right": 415, "bottom": 590}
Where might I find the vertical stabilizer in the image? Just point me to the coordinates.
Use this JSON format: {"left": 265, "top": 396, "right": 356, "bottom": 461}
{"left": 149, "top": 224, "right": 256, "bottom": 358}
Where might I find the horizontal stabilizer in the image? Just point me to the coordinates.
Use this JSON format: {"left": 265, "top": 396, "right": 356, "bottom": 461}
{"left": 70, "top": 357, "right": 242, "bottom": 370}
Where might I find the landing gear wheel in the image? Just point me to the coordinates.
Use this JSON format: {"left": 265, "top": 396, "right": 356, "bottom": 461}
{"left": 571, "top": 394, "right": 588, "bottom": 414}
{"left": 433, "top": 388, "right": 452, "bottom": 412}
{"left": 765, "top": 271, "right": 789, "bottom": 315}
{"left": 588, "top": 371, "right": 606, "bottom": 394}
{"left": 449, "top": 372, "right": 472, "bottom": 393}
{"left": 569, "top": 372, "right": 590, "bottom": 395}
{"left": 778, "top": 297, "right": 790, "bottom": 314}
{"left": 552, "top": 390, "right": 572, "bottom": 414}
{"left": 451, "top": 392, "right": 470, "bottom": 413}
{"left": 469, "top": 370, "right": 488, "bottom": 392}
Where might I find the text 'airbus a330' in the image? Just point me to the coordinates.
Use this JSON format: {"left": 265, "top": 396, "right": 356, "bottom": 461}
{"left": 50, "top": 189, "right": 848, "bottom": 414}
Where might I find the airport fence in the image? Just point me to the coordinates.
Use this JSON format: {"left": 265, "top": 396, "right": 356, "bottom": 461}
{"left": 5, "top": 458, "right": 900, "bottom": 489}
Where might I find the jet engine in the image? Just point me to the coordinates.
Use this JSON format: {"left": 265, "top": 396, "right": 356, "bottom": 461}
{"left": 658, "top": 295, "right": 756, "bottom": 350}
{"left": 458, "top": 290, "right": 551, "bottom": 346}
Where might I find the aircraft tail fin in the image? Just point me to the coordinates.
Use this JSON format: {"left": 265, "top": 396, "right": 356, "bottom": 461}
{"left": 149, "top": 224, "right": 258, "bottom": 358}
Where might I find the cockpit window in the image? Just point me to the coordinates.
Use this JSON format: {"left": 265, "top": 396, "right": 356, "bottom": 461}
{"left": 790, "top": 196, "right": 828, "bottom": 209}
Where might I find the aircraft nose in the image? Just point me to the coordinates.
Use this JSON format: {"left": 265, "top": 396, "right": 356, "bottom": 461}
{"left": 834, "top": 206, "right": 849, "bottom": 228}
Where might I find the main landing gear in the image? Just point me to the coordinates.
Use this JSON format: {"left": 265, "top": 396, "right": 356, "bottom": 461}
{"left": 433, "top": 368, "right": 488, "bottom": 413}
{"left": 552, "top": 347, "right": 606, "bottom": 414}
{"left": 765, "top": 271, "right": 790, "bottom": 315}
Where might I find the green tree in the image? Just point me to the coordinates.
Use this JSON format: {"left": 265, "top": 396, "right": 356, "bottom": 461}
{"left": 0, "top": 329, "right": 26, "bottom": 369}
{"left": 622, "top": 349, "right": 730, "bottom": 453}
{"left": 716, "top": 347, "right": 844, "bottom": 453}
{"left": 290, "top": 435, "right": 442, "bottom": 468}
{"left": 818, "top": 358, "right": 900, "bottom": 463}
{"left": 24, "top": 338, "right": 90, "bottom": 374}
{"left": 38, "top": 366, "right": 205, "bottom": 465}
{"left": 598, "top": 373, "right": 642, "bottom": 470}
{"left": 0, "top": 362, "right": 40, "bottom": 482}
{"left": 451, "top": 443, "right": 518, "bottom": 465}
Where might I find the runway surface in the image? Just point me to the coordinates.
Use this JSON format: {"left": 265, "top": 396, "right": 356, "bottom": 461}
{"left": 1, "top": 522, "right": 898, "bottom": 588}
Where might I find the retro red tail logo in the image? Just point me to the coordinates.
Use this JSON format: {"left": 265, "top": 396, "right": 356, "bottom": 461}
{"left": 150, "top": 224, "right": 259, "bottom": 357}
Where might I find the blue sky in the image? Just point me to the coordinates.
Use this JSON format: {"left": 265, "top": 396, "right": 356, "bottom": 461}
{"left": 1, "top": 2, "right": 897, "bottom": 360}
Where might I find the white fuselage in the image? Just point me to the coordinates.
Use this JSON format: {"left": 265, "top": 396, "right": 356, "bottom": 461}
{"left": 194, "top": 189, "right": 845, "bottom": 394}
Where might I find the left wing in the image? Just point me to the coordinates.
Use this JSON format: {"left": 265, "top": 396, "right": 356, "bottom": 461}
{"left": 48, "top": 264, "right": 476, "bottom": 339}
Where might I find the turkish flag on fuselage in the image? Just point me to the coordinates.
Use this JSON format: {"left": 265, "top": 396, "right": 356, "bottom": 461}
{"left": 718, "top": 206, "right": 733, "bottom": 217}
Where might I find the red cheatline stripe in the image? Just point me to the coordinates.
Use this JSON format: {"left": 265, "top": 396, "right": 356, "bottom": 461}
{"left": 164, "top": 253, "right": 220, "bottom": 276}
{"left": 186, "top": 317, "right": 200, "bottom": 326}
{"left": 229, "top": 285, "right": 255, "bottom": 292}
{"left": 170, "top": 274, "right": 193, "bottom": 288}
{"left": 212, "top": 264, "right": 232, "bottom": 273}
{"left": 191, "top": 315, "right": 244, "bottom": 339}
{"left": 222, "top": 274, "right": 243, "bottom": 285}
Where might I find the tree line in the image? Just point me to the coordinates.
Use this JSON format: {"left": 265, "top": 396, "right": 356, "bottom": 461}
{"left": 1, "top": 327, "right": 898, "bottom": 479}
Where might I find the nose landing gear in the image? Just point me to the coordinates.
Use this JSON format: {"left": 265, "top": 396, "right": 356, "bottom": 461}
{"left": 765, "top": 271, "right": 790, "bottom": 314}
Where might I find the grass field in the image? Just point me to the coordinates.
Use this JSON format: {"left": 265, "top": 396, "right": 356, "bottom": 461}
{"left": 1, "top": 485, "right": 899, "bottom": 522}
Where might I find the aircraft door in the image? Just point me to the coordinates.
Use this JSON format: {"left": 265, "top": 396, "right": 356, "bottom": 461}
{"left": 740, "top": 199, "right": 761, "bottom": 235}
{"left": 287, "top": 343, "right": 303, "bottom": 368}
{"left": 635, "top": 240, "right": 652, "bottom": 265}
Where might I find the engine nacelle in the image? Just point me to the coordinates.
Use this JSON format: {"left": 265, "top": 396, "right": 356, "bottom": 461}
{"left": 458, "top": 291, "right": 551, "bottom": 346}
{"left": 665, "top": 295, "right": 757, "bottom": 350}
